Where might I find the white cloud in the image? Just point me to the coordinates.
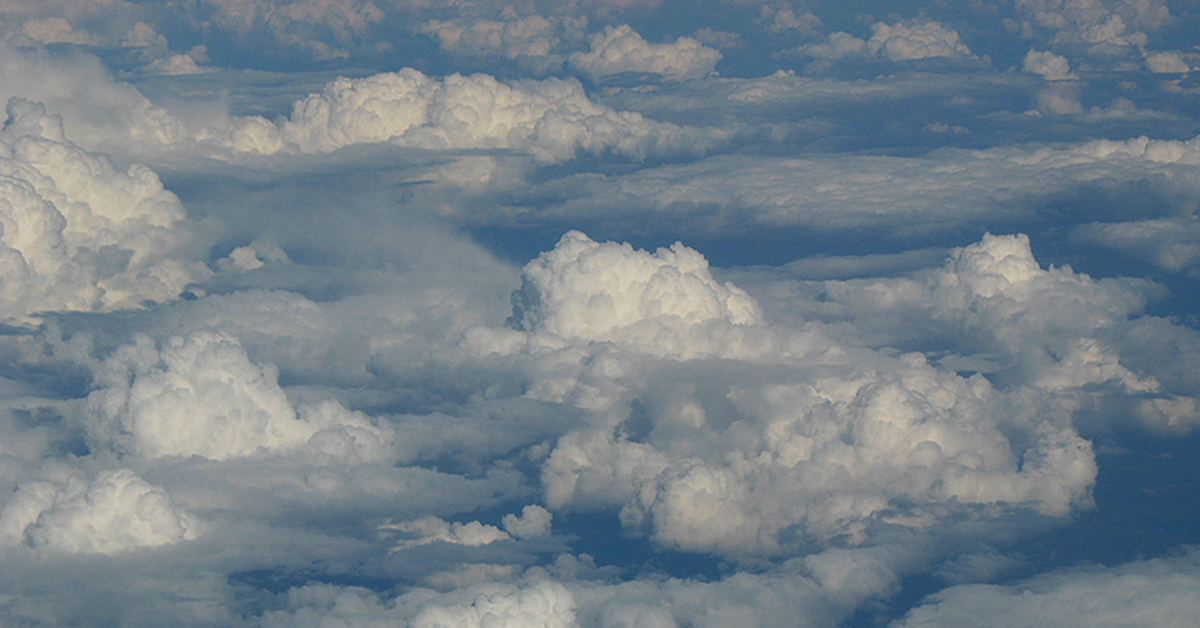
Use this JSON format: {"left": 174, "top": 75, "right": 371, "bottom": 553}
{"left": 383, "top": 515, "right": 511, "bottom": 549}
{"left": 1014, "top": 0, "right": 1170, "bottom": 49}
{"left": 510, "top": 230, "right": 761, "bottom": 354}
{"left": 895, "top": 549, "right": 1200, "bottom": 628}
{"left": 1076, "top": 217, "right": 1200, "bottom": 272}
{"left": 569, "top": 24, "right": 722, "bottom": 81}
{"left": 0, "top": 467, "right": 201, "bottom": 554}
{"left": 85, "top": 331, "right": 394, "bottom": 462}
{"left": 503, "top": 504, "right": 553, "bottom": 539}
{"left": 0, "top": 98, "right": 208, "bottom": 323}
{"left": 221, "top": 68, "right": 701, "bottom": 163}
{"left": 522, "top": 131, "right": 1200, "bottom": 234}
{"left": 262, "top": 580, "right": 578, "bottom": 628}
{"left": 803, "top": 21, "right": 974, "bottom": 61}
{"left": 418, "top": 13, "right": 585, "bottom": 71}
{"left": 1023, "top": 49, "right": 1076, "bottom": 80}
{"left": 1146, "top": 51, "right": 1190, "bottom": 73}
{"left": 483, "top": 233, "right": 1103, "bottom": 556}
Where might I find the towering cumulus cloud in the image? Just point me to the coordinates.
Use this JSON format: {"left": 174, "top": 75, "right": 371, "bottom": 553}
{"left": 0, "top": 99, "right": 206, "bottom": 323}
{"left": 86, "top": 332, "right": 393, "bottom": 461}
{"left": 505, "top": 233, "right": 1097, "bottom": 556}
{"left": 225, "top": 69, "right": 696, "bottom": 162}
{"left": 0, "top": 468, "right": 200, "bottom": 554}
{"left": 569, "top": 24, "right": 722, "bottom": 81}
{"left": 510, "top": 230, "right": 761, "bottom": 351}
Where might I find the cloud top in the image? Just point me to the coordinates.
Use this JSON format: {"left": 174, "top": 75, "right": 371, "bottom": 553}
{"left": 225, "top": 69, "right": 697, "bottom": 162}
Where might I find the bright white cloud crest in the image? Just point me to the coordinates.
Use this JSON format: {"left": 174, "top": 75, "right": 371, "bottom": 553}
{"left": 569, "top": 24, "right": 722, "bottom": 80}
{"left": 0, "top": 468, "right": 201, "bottom": 554}
{"left": 225, "top": 68, "right": 697, "bottom": 162}
{"left": 0, "top": 1, "right": 1198, "bottom": 626}
{"left": 0, "top": 98, "right": 206, "bottom": 323}
{"left": 86, "top": 332, "right": 394, "bottom": 461}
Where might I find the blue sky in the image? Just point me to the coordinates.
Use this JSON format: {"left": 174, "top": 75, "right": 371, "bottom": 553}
{"left": 0, "top": 1, "right": 1198, "bottom": 626}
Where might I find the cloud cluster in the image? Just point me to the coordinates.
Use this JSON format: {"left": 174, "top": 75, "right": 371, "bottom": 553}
{"left": 569, "top": 24, "right": 722, "bottom": 81}
{"left": 0, "top": 467, "right": 201, "bottom": 554}
{"left": 418, "top": 13, "right": 587, "bottom": 73}
{"left": 510, "top": 230, "right": 761, "bottom": 351}
{"left": 896, "top": 549, "right": 1200, "bottom": 627}
{"left": 0, "top": 98, "right": 206, "bottom": 323}
{"left": 802, "top": 21, "right": 974, "bottom": 61}
{"left": 262, "top": 580, "right": 578, "bottom": 628}
{"left": 222, "top": 68, "right": 699, "bottom": 162}
{"left": 474, "top": 232, "right": 1102, "bottom": 556}
{"left": 85, "top": 331, "right": 394, "bottom": 462}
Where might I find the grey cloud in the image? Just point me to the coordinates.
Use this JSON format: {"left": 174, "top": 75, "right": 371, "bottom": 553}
{"left": 894, "top": 548, "right": 1200, "bottom": 628}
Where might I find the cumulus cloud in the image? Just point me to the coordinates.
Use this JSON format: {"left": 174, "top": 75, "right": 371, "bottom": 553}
{"left": 0, "top": 467, "right": 201, "bottom": 554}
{"left": 1146, "top": 51, "right": 1190, "bottom": 73}
{"left": 895, "top": 549, "right": 1200, "bottom": 627}
{"left": 1023, "top": 49, "right": 1076, "bottom": 80}
{"left": 85, "top": 331, "right": 394, "bottom": 462}
{"left": 474, "top": 233, "right": 1102, "bottom": 556}
{"left": 418, "top": 13, "right": 586, "bottom": 72}
{"left": 510, "top": 230, "right": 761, "bottom": 352}
{"left": 221, "top": 68, "right": 700, "bottom": 162}
{"left": 262, "top": 580, "right": 578, "bottom": 628}
{"left": 802, "top": 20, "right": 974, "bottom": 61}
{"left": 569, "top": 24, "right": 722, "bottom": 81}
{"left": 0, "top": 98, "right": 207, "bottom": 323}
{"left": 1014, "top": 0, "right": 1169, "bottom": 48}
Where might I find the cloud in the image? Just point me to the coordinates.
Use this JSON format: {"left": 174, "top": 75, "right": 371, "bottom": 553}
{"left": 1023, "top": 49, "right": 1076, "bottom": 80}
{"left": 221, "top": 68, "right": 702, "bottom": 162}
{"left": 85, "top": 331, "right": 394, "bottom": 462}
{"left": 894, "top": 548, "right": 1200, "bottom": 627}
{"left": 510, "top": 230, "right": 762, "bottom": 352}
{"left": 181, "top": 0, "right": 386, "bottom": 60}
{"left": 0, "top": 467, "right": 201, "bottom": 554}
{"left": 569, "top": 24, "right": 722, "bottom": 81}
{"left": 418, "top": 13, "right": 586, "bottom": 72}
{"left": 479, "top": 232, "right": 1103, "bottom": 556}
{"left": 262, "top": 580, "right": 578, "bottom": 628}
{"left": 802, "top": 20, "right": 974, "bottom": 61}
{"left": 511, "top": 129, "right": 1200, "bottom": 236}
{"left": 0, "top": 98, "right": 208, "bottom": 324}
{"left": 1075, "top": 217, "right": 1200, "bottom": 272}
{"left": 1146, "top": 51, "right": 1190, "bottom": 73}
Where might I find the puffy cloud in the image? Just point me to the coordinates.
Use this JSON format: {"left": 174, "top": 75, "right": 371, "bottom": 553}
{"left": 384, "top": 516, "right": 511, "bottom": 549}
{"left": 1013, "top": 0, "right": 1170, "bottom": 49}
{"left": 1146, "top": 51, "right": 1190, "bottom": 73}
{"left": 503, "top": 504, "right": 552, "bottom": 539}
{"left": 0, "top": 98, "right": 207, "bottom": 323}
{"left": 0, "top": 467, "right": 201, "bottom": 554}
{"left": 262, "top": 580, "right": 578, "bottom": 628}
{"left": 895, "top": 549, "right": 1200, "bottom": 627}
{"left": 802, "top": 21, "right": 974, "bottom": 61}
{"left": 418, "top": 13, "right": 586, "bottom": 72}
{"left": 221, "top": 68, "right": 700, "bottom": 162}
{"left": 569, "top": 24, "right": 722, "bottom": 81}
{"left": 492, "top": 233, "right": 1102, "bottom": 556}
{"left": 183, "top": 0, "right": 385, "bottom": 60}
{"left": 1023, "top": 49, "right": 1076, "bottom": 80}
{"left": 510, "top": 230, "right": 762, "bottom": 353}
{"left": 85, "top": 331, "right": 394, "bottom": 462}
